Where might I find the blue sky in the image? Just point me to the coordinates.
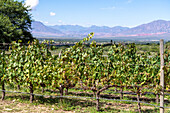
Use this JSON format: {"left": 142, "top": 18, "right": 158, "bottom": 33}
{"left": 18, "top": 0, "right": 170, "bottom": 27}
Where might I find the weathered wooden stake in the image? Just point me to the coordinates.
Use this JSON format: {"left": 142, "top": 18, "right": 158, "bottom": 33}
{"left": 160, "top": 39, "right": 164, "bottom": 113}
{"left": 1, "top": 81, "right": 5, "bottom": 100}
{"left": 96, "top": 92, "right": 100, "bottom": 111}
{"left": 120, "top": 87, "right": 123, "bottom": 99}
{"left": 137, "top": 87, "right": 141, "bottom": 113}
{"left": 30, "top": 83, "right": 34, "bottom": 103}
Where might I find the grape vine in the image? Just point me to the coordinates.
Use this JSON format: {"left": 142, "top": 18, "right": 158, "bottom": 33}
{"left": 0, "top": 33, "right": 169, "bottom": 112}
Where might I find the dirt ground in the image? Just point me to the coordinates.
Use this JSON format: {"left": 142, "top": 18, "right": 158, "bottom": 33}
{"left": 0, "top": 100, "right": 74, "bottom": 113}
{"left": 0, "top": 99, "right": 161, "bottom": 113}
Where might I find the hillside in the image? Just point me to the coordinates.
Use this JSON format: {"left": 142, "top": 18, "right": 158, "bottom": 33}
{"left": 31, "top": 21, "right": 64, "bottom": 37}
{"left": 31, "top": 20, "right": 170, "bottom": 39}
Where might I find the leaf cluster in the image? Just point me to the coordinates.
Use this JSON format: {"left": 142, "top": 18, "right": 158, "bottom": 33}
{"left": 0, "top": 32, "right": 169, "bottom": 95}
{"left": 0, "top": 0, "right": 33, "bottom": 43}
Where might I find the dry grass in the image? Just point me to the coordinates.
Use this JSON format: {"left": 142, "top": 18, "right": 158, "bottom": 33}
{"left": 0, "top": 100, "right": 74, "bottom": 113}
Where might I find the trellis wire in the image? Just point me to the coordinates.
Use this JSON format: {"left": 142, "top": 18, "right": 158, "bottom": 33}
{"left": 0, "top": 90, "right": 169, "bottom": 109}
{"left": 70, "top": 87, "right": 170, "bottom": 96}
{"left": 37, "top": 87, "right": 170, "bottom": 96}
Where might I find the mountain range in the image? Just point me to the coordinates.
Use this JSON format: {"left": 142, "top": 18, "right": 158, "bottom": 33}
{"left": 31, "top": 20, "right": 170, "bottom": 40}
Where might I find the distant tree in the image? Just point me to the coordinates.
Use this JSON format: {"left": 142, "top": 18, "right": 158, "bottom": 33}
{"left": 0, "top": 0, "right": 34, "bottom": 43}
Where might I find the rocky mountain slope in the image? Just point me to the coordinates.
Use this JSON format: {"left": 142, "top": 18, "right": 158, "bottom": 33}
{"left": 31, "top": 20, "right": 170, "bottom": 38}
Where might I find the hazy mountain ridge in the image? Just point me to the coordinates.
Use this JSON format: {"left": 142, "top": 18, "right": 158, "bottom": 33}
{"left": 31, "top": 20, "right": 170, "bottom": 38}
{"left": 121, "top": 20, "right": 170, "bottom": 35}
{"left": 32, "top": 21, "right": 64, "bottom": 37}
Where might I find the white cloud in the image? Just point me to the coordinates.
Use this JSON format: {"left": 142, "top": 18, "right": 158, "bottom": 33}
{"left": 101, "top": 6, "right": 116, "bottom": 10}
{"left": 25, "top": 0, "right": 39, "bottom": 9}
{"left": 57, "top": 20, "right": 65, "bottom": 25}
{"left": 50, "top": 12, "right": 56, "bottom": 16}
{"left": 58, "top": 20, "right": 62, "bottom": 23}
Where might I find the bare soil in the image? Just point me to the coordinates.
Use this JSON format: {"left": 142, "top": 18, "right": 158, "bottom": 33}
{"left": 0, "top": 100, "right": 74, "bottom": 113}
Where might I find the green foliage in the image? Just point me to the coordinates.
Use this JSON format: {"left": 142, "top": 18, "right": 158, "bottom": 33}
{"left": 0, "top": 14, "right": 15, "bottom": 43}
{"left": 0, "top": 0, "right": 33, "bottom": 43}
{"left": 7, "top": 39, "right": 52, "bottom": 90}
{"left": 0, "top": 50, "right": 8, "bottom": 83}
{"left": 1, "top": 33, "right": 170, "bottom": 111}
{"left": 164, "top": 45, "right": 170, "bottom": 89}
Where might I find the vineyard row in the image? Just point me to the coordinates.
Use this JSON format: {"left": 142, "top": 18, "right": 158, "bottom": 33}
{"left": 0, "top": 33, "right": 170, "bottom": 112}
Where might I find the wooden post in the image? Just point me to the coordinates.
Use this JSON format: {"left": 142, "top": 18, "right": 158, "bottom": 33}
{"left": 137, "top": 87, "right": 141, "bottom": 113}
{"left": 1, "top": 81, "right": 5, "bottom": 100}
{"left": 160, "top": 39, "right": 164, "bottom": 113}
{"left": 30, "top": 82, "right": 34, "bottom": 103}
{"left": 120, "top": 87, "right": 123, "bottom": 99}
{"left": 96, "top": 92, "right": 100, "bottom": 111}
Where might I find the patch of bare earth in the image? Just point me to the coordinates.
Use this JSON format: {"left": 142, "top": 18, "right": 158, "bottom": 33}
{"left": 0, "top": 100, "right": 75, "bottom": 113}
{"left": 103, "top": 102, "right": 154, "bottom": 111}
